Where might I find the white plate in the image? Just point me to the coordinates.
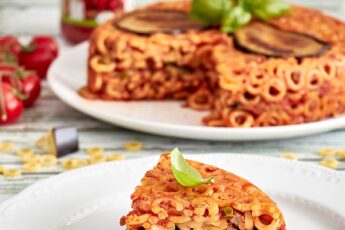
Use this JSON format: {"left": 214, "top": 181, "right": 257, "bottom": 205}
{"left": 0, "top": 154, "right": 344, "bottom": 230}
{"left": 47, "top": 43, "right": 345, "bottom": 141}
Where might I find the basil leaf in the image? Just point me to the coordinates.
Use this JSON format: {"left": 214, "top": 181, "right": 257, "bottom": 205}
{"left": 170, "top": 148, "right": 214, "bottom": 187}
{"left": 190, "top": 0, "right": 232, "bottom": 25}
{"left": 221, "top": 6, "right": 252, "bottom": 33}
{"left": 190, "top": 0, "right": 290, "bottom": 33}
{"left": 238, "top": 0, "right": 290, "bottom": 20}
{"left": 254, "top": 0, "right": 291, "bottom": 20}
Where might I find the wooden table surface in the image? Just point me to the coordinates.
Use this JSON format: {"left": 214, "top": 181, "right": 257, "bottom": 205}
{"left": 1, "top": 0, "right": 345, "bottom": 204}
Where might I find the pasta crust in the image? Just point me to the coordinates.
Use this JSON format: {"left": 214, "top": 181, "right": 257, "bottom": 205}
{"left": 120, "top": 154, "right": 286, "bottom": 230}
{"left": 82, "top": 1, "right": 345, "bottom": 128}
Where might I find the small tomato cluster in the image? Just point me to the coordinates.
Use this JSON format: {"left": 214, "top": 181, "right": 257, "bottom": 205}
{"left": 0, "top": 35, "right": 58, "bottom": 125}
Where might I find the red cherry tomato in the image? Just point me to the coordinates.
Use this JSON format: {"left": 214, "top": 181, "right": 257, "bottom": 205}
{"left": 19, "top": 36, "right": 58, "bottom": 79}
{"left": 19, "top": 46, "right": 55, "bottom": 79}
{"left": 30, "top": 36, "right": 58, "bottom": 57}
{"left": 0, "top": 64, "right": 41, "bottom": 107}
{"left": 20, "top": 72, "right": 41, "bottom": 107}
{"left": 0, "top": 36, "right": 21, "bottom": 58}
{"left": 0, "top": 82, "right": 23, "bottom": 125}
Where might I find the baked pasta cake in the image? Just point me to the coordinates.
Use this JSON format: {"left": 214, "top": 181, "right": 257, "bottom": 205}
{"left": 82, "top": 0, "right": 345, "bottom": 128}
{"left": 120, "top": 151, "right": 286, "bottom": 230}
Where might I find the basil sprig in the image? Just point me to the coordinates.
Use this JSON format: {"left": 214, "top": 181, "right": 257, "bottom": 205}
{"left": 170, "top": 148, "right": 214, "bottom": 187}
{"left": 191, "top": 0, "right": 291, "bottom": 33}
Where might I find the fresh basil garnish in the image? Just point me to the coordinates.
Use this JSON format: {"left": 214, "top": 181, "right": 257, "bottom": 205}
{"left": 170, "top": 148, "right": 214, "bottom": 187}
{"left": 190, "top": 0, "right": 290, "bottom": 33}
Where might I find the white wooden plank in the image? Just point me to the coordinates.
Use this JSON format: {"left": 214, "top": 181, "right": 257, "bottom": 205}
{"left": 0, "top": 0, "right": 59, "bottom": 7}
{"left": 1, "top": 129, "right": 345, "bottom": 156}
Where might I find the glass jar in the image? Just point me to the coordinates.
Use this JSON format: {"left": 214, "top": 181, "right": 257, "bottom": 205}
{"left": 61, "top": 0, "right": 124, "bottom": 44}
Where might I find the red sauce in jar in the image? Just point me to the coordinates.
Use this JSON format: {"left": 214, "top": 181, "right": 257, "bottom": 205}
{"left": 61, "top": 0, "right": 124, "bottom": 44}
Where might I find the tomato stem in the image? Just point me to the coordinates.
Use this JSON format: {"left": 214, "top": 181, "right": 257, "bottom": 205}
{"left": 3, "top": 51, "right": 16, "bottom": 63}
{"left": 22, "top": 44, "right": 36, "bottom": 53}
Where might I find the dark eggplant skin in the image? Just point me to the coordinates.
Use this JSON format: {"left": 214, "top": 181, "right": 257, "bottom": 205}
{"left": 114, "top": 9, "right": 208, "bottom": 36}
{"left": 52, "top": 127, "right": 79, "bottom": 158}
{"left": 233, "top": 21, "right": 331, "bottom": 58}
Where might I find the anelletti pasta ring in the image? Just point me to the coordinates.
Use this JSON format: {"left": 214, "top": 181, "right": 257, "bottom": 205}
{"left": 16, "top": 148, "right": 35, "bottom": 158}
{"left": 61, "top": 159, "right": 83, "bottom": 170}
{"left": 21, "top": 154, "right": 41, "bottom": 164}
{"left": 23, "top": 162, "right": 41, "bottom": 173}
{"left": 107, "top": 153, "right": 126, "bottom": 161}
{"left": 228, "top": 111, "right": 254, "bottom": 128}
{"left": 86, "top": 147, "right": 105, "bottom": 156}
{"left": 124, "top": 141, "right": 143, "bottom": 151}
{"left": 3, "top": 168, "right": 22, "bottom": 178}
{"left": 263, "top": 78, "right": 287, "bottom": 102}
{"left": 284, "top": 67, "right": 306, "bottom": 91}
{"left": 40, "top": 155, "right": 58, "bottom": 167}
{"left": 89, "top": 155, "right": 107, "bottom": 164}
{"left": 0, "top": 141, "right": 14, "bottom": 152}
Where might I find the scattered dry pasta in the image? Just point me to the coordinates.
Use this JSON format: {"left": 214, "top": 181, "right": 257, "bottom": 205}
{"left": 89, "top": 155, "right": 107, "bottom": 164}
{"left": 107, "top": 153, "right": 126, "bottom": 161}
{"left": 21, "top": 154, "right": 41, "bottom": 164}
{"left": 0, "top": 141, "right": 14, "bottom": 153}
{"left": 23, "top": 162, "right": 41, "bottom": 173}
{"left": 336, "top": 150, "right": 345, "bottom": 160}
{"left": 61, "top": 159, "right": 88, "bottom": 170}
{"left": 3, "top": 168, "right": 22, "bottom": 178}
{"left": 40, "top": 155, "right": 58, "bottom": 167}
{"left": 86, "top": 147, "right": 104, "bottom": 156}
{"left": 320, "top": 158, "right": 339, "bottom": 169}
{"left": 124, "top": 141, "right": 143, "bottom": 151}
{"left": 16, "top": 148, "right": 35, "bottom": 158}
{"left": 280, "top": 152, "right": 298, "bottom": 160}
{"left": 319, "top": 149, "right": 337, "bottom": 157}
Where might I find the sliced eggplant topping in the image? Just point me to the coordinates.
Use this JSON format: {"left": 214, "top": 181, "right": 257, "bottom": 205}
{"left": 234, "top": 22, "right": 330, "bottom": 58}
{"left": 115, "top": 9, "right": 207, "bottom": 35}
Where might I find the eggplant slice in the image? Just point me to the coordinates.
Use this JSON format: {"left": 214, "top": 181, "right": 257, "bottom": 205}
{"left": 115, "top": 9, "right": 207, "bottom": 35}
{"left": 234, "top": 22, "right": 330, "bottom": 58}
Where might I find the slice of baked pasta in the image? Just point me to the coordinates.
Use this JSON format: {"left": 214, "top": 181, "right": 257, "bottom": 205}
{"left": 120, "top": 151, "right": 286, "bottom": 230}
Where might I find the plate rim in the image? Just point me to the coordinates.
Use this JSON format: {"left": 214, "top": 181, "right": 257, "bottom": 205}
{"left": 47, "top": 42, "right": 345, "bottom": 141}
{"left": 0, "top": 154, "right": 344, "bottom": 219}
